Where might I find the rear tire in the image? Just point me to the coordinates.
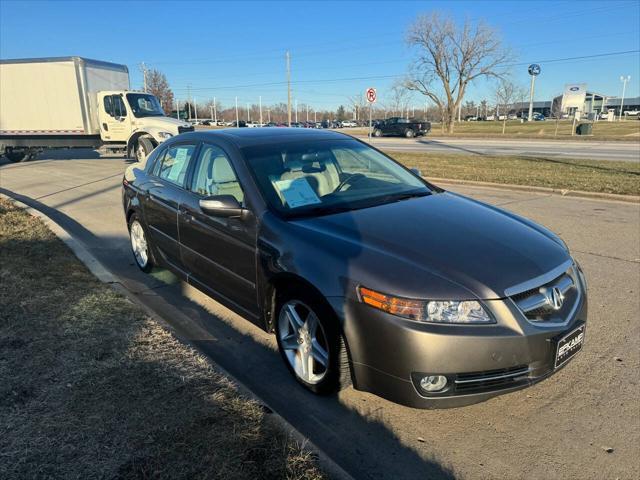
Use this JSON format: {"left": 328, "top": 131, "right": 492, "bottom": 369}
{"left": 275, "top": 287, "right": 352, "bottom": 395}
{"left": 404, "top": 129, "right": 415, "bottom": 138}
{"left": 373, "top": 129, "right": 382, "bottom": 137}
{"left": 4, "top": 149, "right": 30, "bottom": 162}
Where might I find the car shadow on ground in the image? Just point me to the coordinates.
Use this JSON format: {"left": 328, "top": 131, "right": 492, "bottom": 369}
{"left": 0, "top": 188, "right": 456, "bottom": 480}
{"left": 0, "top": 149, "right": 134, "bottom": 169}
{"left": 414, "top": 138, "right": 485, "bottom": 156}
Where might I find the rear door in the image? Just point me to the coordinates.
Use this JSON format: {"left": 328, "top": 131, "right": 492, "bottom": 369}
{"left": 141, "top": 142, "right": 198, "bottom": 267}
{"left": 178, "top": 142, "right": 259, "bottom": 317}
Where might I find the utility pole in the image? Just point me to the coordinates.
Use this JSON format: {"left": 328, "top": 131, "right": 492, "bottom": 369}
{"left": 619, "top": 75, "right": 631, "bottom": 120}
{"left": 286, "top": 51, "right": 292, "bottom": 127}
{"left": 295, "top": 99, "right": 298, "bottom": 123}
{"left": 314, "top": 110, "right": 317, "bottom": 123}
{"left": 140, "top": 62, "right": 148, "bottom": 93}
{"left": 213, "top": 96, "right": 217, "bottom": 124}
{"left": 247, "top": 102, "right": 250, "bottom": 122}
{"left": 194, "top": 97, "right": 198, "bottom": 123}
{"left": 235, "top": 96, "right": 239, "bottom": 126}
{"left": 306, "top": 103, "right": 309, "bottom": 122}
{"left": 175, "top": 99, "right": 179, "bottom": 120}
{"left": 210, "top": 105, "right": 213, "bottom": 121}
{"left": 187, "top": 84, "right": 192, "bottom": 120}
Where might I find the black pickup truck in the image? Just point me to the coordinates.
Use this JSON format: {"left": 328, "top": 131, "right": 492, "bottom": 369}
{"left": 372, "top": 117, "right": 431, "bottom": 138}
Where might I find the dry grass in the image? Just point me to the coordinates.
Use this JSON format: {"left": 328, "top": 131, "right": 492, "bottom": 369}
{"left": 388, "top": 152, "right": 640, "bottom": 196}
{"left": 0, "top": 198, "right": 326, "bottom": 480}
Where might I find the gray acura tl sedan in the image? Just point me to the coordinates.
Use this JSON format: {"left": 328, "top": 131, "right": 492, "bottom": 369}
{"left": 122, "top": 128, "right": 587, "bottom": 408}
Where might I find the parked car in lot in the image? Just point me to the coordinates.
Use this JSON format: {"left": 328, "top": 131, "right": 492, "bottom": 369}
{"left": 341, "top": 120, "right": 358, "bottom": 128}
{"left": 122, "top": 128, "right": 587, "bottom": 408}
{"left": 373, "top": 117, "right": 431, "bottom": 138}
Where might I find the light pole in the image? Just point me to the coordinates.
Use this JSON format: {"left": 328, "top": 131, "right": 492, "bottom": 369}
{"left": 295, "top": 99, "right": 298, "bottom": 123}
{"left": 247, "top": 102, "right": 250, "bottom": 122}
{"left": 235, "top": 96, "right": 239, "bottom": 126}
{"left": 259, "top": 96, "right": 263, "bottom": 126}
{"left": 619, "top": 75, "right": 631, "bottom": 121}
{"left": 213, "top": 97, "right": 217, "bottom": 124}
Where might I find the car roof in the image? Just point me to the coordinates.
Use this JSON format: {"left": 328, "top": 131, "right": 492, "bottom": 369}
{"left": 174, "top": 127, "right": 352, "bottom": 148}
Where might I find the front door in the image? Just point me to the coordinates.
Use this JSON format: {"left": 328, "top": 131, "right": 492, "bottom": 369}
{"left": 178, "top": 142, "right": 258, "bottom": 317}
{"left": 98, "top": 93, "right": 131, "bottom": 142}
{"left": 141, "top": 142, "right": 197, "bottom": 266}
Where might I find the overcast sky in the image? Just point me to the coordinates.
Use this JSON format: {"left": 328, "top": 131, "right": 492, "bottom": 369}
{"left": 1, "top": 0, "right": 639, "bottom": 109}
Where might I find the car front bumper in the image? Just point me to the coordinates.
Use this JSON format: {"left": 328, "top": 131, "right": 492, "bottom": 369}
{"left": 330, "top": 277, "right": 587, "bottom": 409}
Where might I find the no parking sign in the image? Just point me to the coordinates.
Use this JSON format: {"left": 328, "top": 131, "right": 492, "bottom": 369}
{"left": 366, "top": 87, "right": 377, "bottom": 103}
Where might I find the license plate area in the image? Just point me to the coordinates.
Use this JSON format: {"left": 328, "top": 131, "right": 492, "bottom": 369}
{"left": 555, "top": 324, "right": 585, "bottom": 368}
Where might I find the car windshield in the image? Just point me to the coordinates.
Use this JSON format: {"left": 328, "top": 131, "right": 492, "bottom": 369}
{"left": 126, "top": 93, "right": 165, "bottom": 118}
{"left": 242, "top": 138, "right": 431, "bottom": 217}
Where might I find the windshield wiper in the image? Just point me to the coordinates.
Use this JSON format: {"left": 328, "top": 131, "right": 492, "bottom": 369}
{"left": 378, "top": 190, "right": 431, "bottom": 204}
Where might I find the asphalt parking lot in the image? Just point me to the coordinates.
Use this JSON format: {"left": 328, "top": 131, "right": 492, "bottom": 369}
{"left": 1, "top": 150, "right": 639, "bottom": 480}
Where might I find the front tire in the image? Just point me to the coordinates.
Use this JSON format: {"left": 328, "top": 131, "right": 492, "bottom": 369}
{"left": 373, "top": 129, "right": 382, "bottom": 137}
{"left": 128, "top": 214, "right": 154, "bottom": 272}
{"left": 135, "top": 136, "right": 155, "bottom": 163}
{"left": 275, "top": 288, "right": 351, "bottom": 394}
{"left": 404, "top": 129, "right": 415, "bottom": 138}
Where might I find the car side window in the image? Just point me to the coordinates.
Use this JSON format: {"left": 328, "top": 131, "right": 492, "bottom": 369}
{"left": 103, "top": 96, "right": 114, "bottom": 116}
{"left": 112, "top": 95, "right": 127, "bottom": 117}
{"left": 190, "top": 144, "right": 244, "bottom": 205}
{"left": 156, "top": 144, "right": 196, "bottom": 186}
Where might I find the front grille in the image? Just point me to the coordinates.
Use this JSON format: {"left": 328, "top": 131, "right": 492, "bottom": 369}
{"left": 454, "top": 365, "right": 531, "bottom": 394}
{"left": 510, "top": 266, "right": 580, "bottom": 324}
{"left": 178, "top": 126, "right": 195, "bottom": 134}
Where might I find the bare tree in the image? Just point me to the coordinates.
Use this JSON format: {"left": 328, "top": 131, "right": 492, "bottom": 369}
{"left": 347, "top": 93, "right": 367, "bottom": 121}
{"left": 388, "top": 80, "right": 412, "bottom": 118}
{"left": 146, "top": 69, "right": 174, "bottom": 115}
{"left": 494, "top": 79, "right": 523, "bottom": 134}
{"left": 550, "top": 97, "right": 564, "bottom": 137}
{"left": 405, "top": 12, "right": 511, "bottom": 134}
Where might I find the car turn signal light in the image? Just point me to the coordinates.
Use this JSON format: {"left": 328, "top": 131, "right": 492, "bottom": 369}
{"left": 358, "top": 287, "right": 424, "bottom": 320}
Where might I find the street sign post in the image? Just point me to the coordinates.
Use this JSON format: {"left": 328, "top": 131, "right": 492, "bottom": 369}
{"left": 366, "top": 87, "right": 377, "bottom": 139}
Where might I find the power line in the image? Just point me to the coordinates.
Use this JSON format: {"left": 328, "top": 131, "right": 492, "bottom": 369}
{"left": 171, "top": 49, "right": 639, "bottom": 93}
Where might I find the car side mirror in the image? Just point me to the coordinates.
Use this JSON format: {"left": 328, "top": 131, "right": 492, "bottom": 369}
{"left": 410, "top": 167, "right": 422, "bottom": 177}
{"left": 199, "top": 194, "right": 245, "bottom": 218}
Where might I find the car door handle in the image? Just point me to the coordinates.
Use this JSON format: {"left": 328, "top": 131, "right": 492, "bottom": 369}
{"left": 102, "top": 123, "right": 109, "bottom": 131}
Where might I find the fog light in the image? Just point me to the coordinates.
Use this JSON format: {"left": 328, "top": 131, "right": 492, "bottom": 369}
{"left": 420, "top": 375, "right": 448, "bottom": 392}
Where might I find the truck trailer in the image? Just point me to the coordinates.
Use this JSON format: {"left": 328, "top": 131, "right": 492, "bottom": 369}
{"left": 0, "top": 56, "right": 193, "bottom": 162}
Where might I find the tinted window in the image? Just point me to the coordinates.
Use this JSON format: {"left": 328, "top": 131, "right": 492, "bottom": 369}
{"left": 156, "top": 144, "right": 196, "bottom": 186}
{"left": 191, "top": 144, "right": 244, "bottom": 204}
{"left": 112, "top": 95, "right": 127, "bottom": 117}
{"left": 103, "top": 96, "right": 113, "bottom": 116}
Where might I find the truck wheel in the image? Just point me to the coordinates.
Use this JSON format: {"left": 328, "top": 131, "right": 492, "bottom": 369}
{"left": 404, "top": 129, "right": 415, "bottom": 138}
{"left": 373, "top": 129, "right": 382, "bottom": 137}
{"left": 4, "top": 149, "right": 30, "bottom": 162}
{"left": 135, "top": 137, "right": 155, "bottom": 162}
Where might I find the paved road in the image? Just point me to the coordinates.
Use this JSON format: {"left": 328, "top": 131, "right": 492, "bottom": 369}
{"left": 355, "top": 135, "right": 640, "bottom": 162}
{"left": 1, "top": 151, "right": 639, "bottom": 480}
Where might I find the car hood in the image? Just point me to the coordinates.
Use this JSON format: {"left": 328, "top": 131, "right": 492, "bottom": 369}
{"left": 291, "top": 192, "right": 570, "bottom": 299}
{"left": 134, "top": 115, "right": 191, "bottom": 131}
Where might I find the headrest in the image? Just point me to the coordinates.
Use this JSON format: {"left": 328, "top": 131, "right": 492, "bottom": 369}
{"left": 212, "top": 156, "right": 236, "bottom": 183}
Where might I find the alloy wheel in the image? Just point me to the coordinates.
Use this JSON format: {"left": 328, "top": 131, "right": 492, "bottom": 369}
{"left": 130, "top": 220, "right": 149, "bottom": 268}
{"left": 278, "top": 300, "right": 330, "bottom": 385}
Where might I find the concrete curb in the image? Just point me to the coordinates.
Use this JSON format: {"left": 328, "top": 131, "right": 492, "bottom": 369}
{"left": 425, "top": 176, "right": 640, "bottom": 204}
{"left": 0, "top": 192, "right": 353, "bottom": 480}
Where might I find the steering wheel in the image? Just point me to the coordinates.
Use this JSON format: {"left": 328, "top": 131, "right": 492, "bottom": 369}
{"left": 334, "top": 173, "right": 366, "bottom": 193}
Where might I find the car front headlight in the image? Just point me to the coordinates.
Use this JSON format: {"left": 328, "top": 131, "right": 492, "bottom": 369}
{"left": 157, "top": 131, "right": 173, "bottom": 139}
{"left": 358, "top": 287, "right": 495, "bottom": 324}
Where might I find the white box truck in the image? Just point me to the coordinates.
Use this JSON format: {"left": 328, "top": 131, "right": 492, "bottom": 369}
{"left": 0, "top": 56, "right": 193, "bottom": 162}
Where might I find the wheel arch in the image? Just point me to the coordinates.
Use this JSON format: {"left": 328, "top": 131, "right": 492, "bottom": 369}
{"left": 127, "top": 132, "right": 157, "bottom": 157}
